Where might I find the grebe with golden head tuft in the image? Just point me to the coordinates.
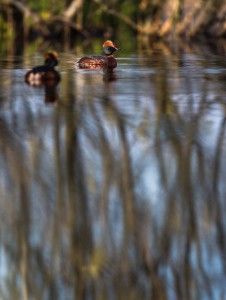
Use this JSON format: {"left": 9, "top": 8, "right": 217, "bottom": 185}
{"left": 77, "top": 40, "right": 119, "bottom": 69}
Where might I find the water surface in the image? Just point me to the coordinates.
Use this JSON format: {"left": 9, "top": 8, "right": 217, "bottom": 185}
{"left": 0, "top": 49, "right": 226, "bottom": 299}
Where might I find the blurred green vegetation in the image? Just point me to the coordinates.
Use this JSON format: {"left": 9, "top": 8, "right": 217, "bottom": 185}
{"left": 1, "top": 0, "right": 226, "bottom": 54}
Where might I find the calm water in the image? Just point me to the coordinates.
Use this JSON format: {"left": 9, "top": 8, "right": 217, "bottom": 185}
{"left": 1, "top": 48, "right": 226, "bottom": 299}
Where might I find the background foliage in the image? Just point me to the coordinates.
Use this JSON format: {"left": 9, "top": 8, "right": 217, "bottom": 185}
{"left": 1, "top": 0, "right": 226, "bottom": 53}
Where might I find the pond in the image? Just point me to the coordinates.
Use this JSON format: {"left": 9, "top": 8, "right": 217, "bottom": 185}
{"left": 0, "top": 44, "right": 226, "bottom": 299}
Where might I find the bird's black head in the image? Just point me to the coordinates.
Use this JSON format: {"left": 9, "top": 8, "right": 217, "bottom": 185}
{"left": 102, "top": 41, "right": 119, "bottom": 56}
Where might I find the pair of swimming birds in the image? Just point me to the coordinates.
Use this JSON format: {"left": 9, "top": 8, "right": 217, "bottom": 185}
{"left": 25, "top": 40, "right": 119, "bottom": 85}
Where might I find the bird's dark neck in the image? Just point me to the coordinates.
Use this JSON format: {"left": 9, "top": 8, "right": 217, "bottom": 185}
{"left": 45, "top": 59, "right": 57, "bottom": 68}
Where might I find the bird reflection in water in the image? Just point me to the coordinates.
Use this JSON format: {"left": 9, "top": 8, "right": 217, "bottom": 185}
{"left": 26, "top": 76, "right": 60, "bottom": 104}
{"left": 103, "top": 68, "right": 117, "bottom": 82}
{"left": 43, "top": 80, "right": 60, "bottom": 104}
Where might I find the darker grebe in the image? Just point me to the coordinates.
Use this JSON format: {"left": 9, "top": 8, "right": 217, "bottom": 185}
{"left": 25, "top": 51, "right": 60, "bottom": 86}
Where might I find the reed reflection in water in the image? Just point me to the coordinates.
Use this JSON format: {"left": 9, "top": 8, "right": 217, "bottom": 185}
{"left": 0, "top": 52, "right": 226, "bottom": 299}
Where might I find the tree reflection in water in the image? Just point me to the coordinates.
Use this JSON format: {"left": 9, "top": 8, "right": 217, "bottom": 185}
{"left": 0, "top": 51, "right": 226, "bottom": 299}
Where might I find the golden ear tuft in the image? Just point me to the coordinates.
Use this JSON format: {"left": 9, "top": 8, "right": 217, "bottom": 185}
{"left": 51, "top": 51, "right": 59, "bottom": 59}
{"left": 44, "top": 51, "right": 58, "bottom": 60}
{"left": 103, "top": 40, "right": 115, "bottom": 47}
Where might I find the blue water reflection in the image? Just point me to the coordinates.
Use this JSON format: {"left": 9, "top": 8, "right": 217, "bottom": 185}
{"left": 0, "top": 50, "right": 226, "bottom": 299}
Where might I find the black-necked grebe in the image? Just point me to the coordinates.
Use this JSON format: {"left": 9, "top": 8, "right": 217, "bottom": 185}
{"left": 77, "top": 40, "right": 119, "bottom": 69}
{"left": 25, "top": 51, "right": 60, "bottom": 86}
